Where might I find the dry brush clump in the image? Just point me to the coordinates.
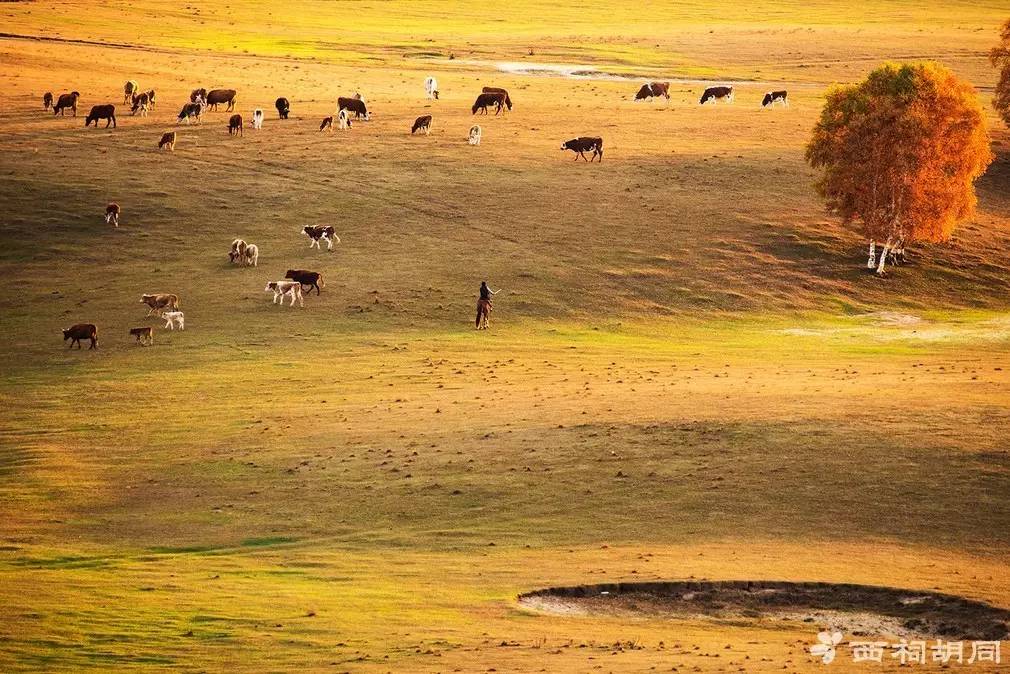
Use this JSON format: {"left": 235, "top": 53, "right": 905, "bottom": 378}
{"left": 806, "top": 62, "right": 992, "bottom": 275}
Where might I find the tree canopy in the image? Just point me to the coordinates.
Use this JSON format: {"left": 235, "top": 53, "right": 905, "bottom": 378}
{"left": 805, "top": 62, "right": 992, "bottom": 250}
{"left": 991, "top": 18, "right": 1010, "bottom": 127}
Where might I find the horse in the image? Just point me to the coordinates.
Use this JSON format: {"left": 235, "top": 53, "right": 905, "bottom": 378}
{"left": 475, "top": 298, "right": 492, "bottom": 330}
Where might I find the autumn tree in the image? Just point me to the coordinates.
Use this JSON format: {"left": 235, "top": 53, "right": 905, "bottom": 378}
{"left": 805, "top": 62, "right": 992, "bottom": 275}
{"left": 991, "top": 18, "right": 1010, "bottom": 127}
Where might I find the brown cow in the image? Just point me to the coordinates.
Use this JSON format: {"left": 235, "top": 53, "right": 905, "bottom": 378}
{"left": 190, "top": 88, "right": 208, "bottom": 103}
{"left": 481, "top": 87, "right": 513, "bottom": 110}
{"left": 159, "top": 131, "right": 177, "bottom": 151}
{"left": 54, "top": 91, "right": 80, "bottom": 116}
{"left": 140, "top": 293, "right": 180, "bottom": 316}
{"left": 129, "top": 326, "right": 154, "bottom": 346}
{"left": 635, "top": 82, "right": 670, "bottom": 101}
{"left": 205, "top": 89, "right": 237, "bottom": 111}
{"left": 43, "top": 92, "right": 54, "bottom": 111}
{"left": 105, "top": 203, "right": 120, "bottom": 227}
{"left": 285, "top": 269, "right": 324, "bottom": 295}
{"left": 228, "top": 114, "right": 243, "bottom": 136}
{"left": 85, "top": 104, "right": 116, "bottom": 128}
{"left": 63, "top": 323, "right": 98, "bottom": 349}
{"left": 411, "top": 115, "right": 432, "bottom": 135}
{"left": 131, "top": 92, "right": 150, "bottom": 116}
{"left": 337, "top": 97, "right": 369, "bottom": 120}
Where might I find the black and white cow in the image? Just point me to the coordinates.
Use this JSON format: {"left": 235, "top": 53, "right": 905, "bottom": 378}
{"left": 560, "top": 137, "right": 603, "bottom": 162}
{"left": 301, "top": 225, "right": 340, "bottom": 251}
{"left": 700, "top": 86, "right": 734, "bottom": 104}
{"left": 761, "top": 90, "right": 788, "bottom": 107}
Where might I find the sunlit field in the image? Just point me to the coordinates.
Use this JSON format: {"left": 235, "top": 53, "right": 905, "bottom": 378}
{"left": 1, "top": 1, "right": 1009, "bottom": 671}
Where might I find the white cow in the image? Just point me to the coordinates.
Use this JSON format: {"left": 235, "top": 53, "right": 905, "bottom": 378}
{"left": 337, "top": 108, "right": 351, "bottom": 130}
{"left": 265, "top": 281, "right": 303, "bottom": 307}
{"left": 162, "top": 311, "right": 185, "bottom": 330}
{"left": 425, "top": 76, "right": 439, "bottom": 100}
{"left": 468, "top": 124, "right": 482, "bottom": 146}
{"left": 252, "top": 108, "right": 264, "bottom": 129}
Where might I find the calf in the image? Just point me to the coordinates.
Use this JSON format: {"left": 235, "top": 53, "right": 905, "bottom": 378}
{"left": 275, "top": 97, "right": 290, "bottom": 119}
{"left": 123, "top": 80, "right": 139, "bottom": 104}
{"left": 319, "top": 116, "right": 334, "bottom": 132}
{"left": 159, "top": 131, "right": 177, "bottom": 151}
{"left": 425, "top": 76, "right": 439, "bottom": 100}
{"left": 162, "top": 311, "right": 185, "bottom": 330}
{"left": 229, "top": 238, "right": 247, "bottom": 263}
{"left": 129, "top": 326, "right": 154, "bottom": 346}
{"left": 301, "top": 225, "right": 339, "bottom": 251}
{"left": 191, "top": 88, "right": 208, "bottom": 103}
{"left": 131, "top": 92, "right": 150, "bottom": 116}
{"left": 140, "top": 293, "right": 179, "bottom": 316}
{"left": 242, "top": 243, "right": 259, "bottom": 267}
{"left": 252, "top": 108, "right": 264, "bottom": 129}
{"left": 205, "top": 89, "right": 237, "bottom": 111}
{"left": 285, "top": 269, "right": 324, "bottom": 295}
{"left": 700, "top": 85, "right": 734, "bottom": 104}
{"left": 761, "top": 90, "right": 788, "bottom": 107}
{"left": 337, "top": 97, "right": 369, "bottom": 120}
{"left": 411, "top": 115, "right": 432, "bottom": 135}
{"left": 561, "top": 136, "right": 603, "bottom": 162}
{"left": 228, "top": 113, "right": 243, "bottom": 136}
{"left": 105, "top": 202, "right": 120, "bottom": 227}
{"left": 338, "top": 108, "right": 351, "bottom": 130}
{"left": 54, "top": 91, "right": 80, "bottom": 116}
{"left": 468, "top": 124, "right": 482, "bottom": 145}
{"left": 43, "top": 92, "right": 54, "bottom": 111}
{"left": 177, "top": 102, "right": 203, "bottom": 124}
{"left": 265, "top": 281, "right": 303, "bottom": 307}
{"left": 146, "top": 89, "right": 156, "bottom": 109}
{"left": 85, "top": 104, "right": 117, "bottom": 128}
{"left": 63, "top": 323, "right": 98, "bottom": 350}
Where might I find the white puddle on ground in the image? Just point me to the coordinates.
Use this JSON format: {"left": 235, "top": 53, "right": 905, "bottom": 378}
{"left": 779, "top": 314, "right": 1010, "bottom": 344}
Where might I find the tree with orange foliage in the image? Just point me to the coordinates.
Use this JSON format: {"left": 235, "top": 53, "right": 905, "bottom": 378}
{"left": 991, "top": 18, "right": 1010, "bottom": 127}
{"left": 806, "top": 62, "right": 992, "bottom": 275}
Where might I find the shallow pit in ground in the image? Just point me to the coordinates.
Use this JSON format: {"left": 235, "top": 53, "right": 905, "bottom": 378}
{"left": 518, "top": 581, "right": 1010, "bottom": 640}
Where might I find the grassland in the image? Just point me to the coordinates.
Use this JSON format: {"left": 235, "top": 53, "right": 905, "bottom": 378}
{"left": 1, "top": 1, "right": 1009, "bottom": 671}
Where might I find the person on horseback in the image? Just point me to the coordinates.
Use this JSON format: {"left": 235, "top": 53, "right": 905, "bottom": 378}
{"left": 479, "top": 281, "right": 497, "bottom": 304}
{"left": 475, "top": 281, "right": 498, "bottom": 330}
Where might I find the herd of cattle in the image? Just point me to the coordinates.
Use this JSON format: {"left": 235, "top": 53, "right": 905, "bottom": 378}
{"left": 50, "top": 74, "right": 790, "bottom": 350}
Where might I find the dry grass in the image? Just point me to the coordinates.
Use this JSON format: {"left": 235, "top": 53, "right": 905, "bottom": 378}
{"left": 1, "top": 2, "right": 1009, "bottom": 671}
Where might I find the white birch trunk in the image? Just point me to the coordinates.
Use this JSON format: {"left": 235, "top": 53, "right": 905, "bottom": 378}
{"left": 867, "top": 241, "right": 877, "bottom": 269}
{"left": 876, "top": 238, "right": 892, "bottom": 275}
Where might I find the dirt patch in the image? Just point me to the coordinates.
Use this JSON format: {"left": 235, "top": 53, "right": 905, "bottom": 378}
{"left": 518, "top": 581, "right": 1010, "bottom": 640}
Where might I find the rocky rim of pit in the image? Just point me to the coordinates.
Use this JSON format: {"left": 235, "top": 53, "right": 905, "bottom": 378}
{"left": 518, "top": 581, "right": 1010, "bottom": 641}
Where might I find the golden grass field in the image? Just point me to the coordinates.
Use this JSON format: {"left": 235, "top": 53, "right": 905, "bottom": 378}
{"left": 1, "top": 1, "right": 1009, "bottom": 671}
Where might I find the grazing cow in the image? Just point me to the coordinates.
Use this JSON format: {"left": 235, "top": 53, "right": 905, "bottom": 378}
{"left": 63, "top": 323, "right": 98, "bottom": 350}
{"left": 85, "top": 104, "right": 117, "bottom": 128}
{"left": 190, "top": 88, "right": 208, "bottom": 103}
{"left": 761, "top": 90, "right": 789, "bottom": 108}
{"left": 425, "top": 76, "right": 439, "bottom": 100}
{"left": 159, "top": 131, "right": 177, "bottom": 151}
{"left": 700, "top": 85, "right": 734, "bottom": 104}
{"left": 337, "top": 97, "right": 369, "bottom": 120}
{"left": 177, "top": 102, "right": 203, "bottom": 124}
{"left": 129, "top": 326, "right": 154, "bottom": 346}
{"left": 411, "top": 115, "right": 432, "bottom": 135}
{"left": 242, "top": 243, "right": 259, "bottom": 267}
{"left": 105, "top": 202, "right": 120, "bottom": 227}
{"left": 319, "top": 116, "right": 334, "bottom": 132}
{"left": 301, "top": 225, "right": 339, "bottom": 251}
{"left": 337, "top": 108, "right": 352, "bottom": 130}
{"left": 561, "top": 136, "right": 603, "bottom": 162}
{"left": 252, "top": 108, "right": 264, "bottom": 129}
{"left": 131, "top": 92, "right": 150, "bottom": 116}
{"left": 285, "top": 269, "right": 324, "bottom": 295}
{"left": 205, "top": 89, "right": 237, "bottom": 111}
{"left": 162, "top": 311, "right": 185, "bottom": 330}
{"left": 228, "top": 114, "right": 243, "bottom": 136}
{"left": 123, "top": 80, "right": 138, "bottom": 104}
{"left": 481, "top": 87, "right": 513, "bottom": 110}
{"left": 265, "top": 281, "right": 303, "bottom": 307}
{"left": 43, "top": 92, "right": 54, "bottom": 111}
{"left": 54, "top": 91, "right": 80, "bottom": 116}
{"left": 635, "top": 81, "right": 671, "bottom": 101}
{"left": 229, "top": 238, "right": 247, "bottom": 263}
{"left": 275, "top": 97, "right": 290, "bottom": 119}
{"left": 472, "top": 92, "right": 506, "bottom": 115}
{"left": 140, "top": 293, "right": 180, "bottom": 316}
{"left": 146, "top": 89, "right": 156, "bottom": 109}
{"left": 468, "top": 124, "right": 482, "bottom": 145}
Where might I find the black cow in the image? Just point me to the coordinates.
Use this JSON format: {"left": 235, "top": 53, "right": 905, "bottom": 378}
{"left": 472, "top": 92, "right": 506, "bottom": 115}
{"left": 561, "top": 137, "right": 603, "bottom": 162}
{"left": 411, "top": 115, "right": 432, "bottom": 134}
{"left": 63, "top": 323, "right": 98, "bottom": 349}
{"left": 700, "top": 86, "right": 734, "bottom": 104}
{"left": 761, "top": 90, "right": 788, "bottom": 107}
{"left": 275, "top": 97, "right": 290, "bottom": 119}
{"left": 190, "top": 88, "right": 208, "bottom": 103}
{"left": 54, "top": 91, "right": 80, "bottom": 116}
{"left": 177, "top": 102, "right": 203, "bottom": 124}
{"left": 337, "top": 97, "right": 369, "bottom": 120}
{"left": 228, "top": 114, "right": 243, "bottom": 136}
{"left": 85, "top": 104, "right": 116, "bottom": 128}
{"left": 205, "top": 89, "right": 237, "bottom": 111}
{"left": 285, "top": 269, "right": 324, "bottom": 295}
{"left": 43, "top": 92, "right": 54, "bottom": 110}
